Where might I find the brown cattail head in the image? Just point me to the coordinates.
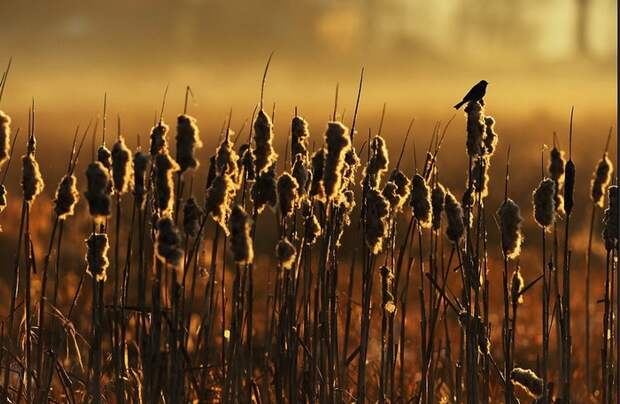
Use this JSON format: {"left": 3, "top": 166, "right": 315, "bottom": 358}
{"left": 251, "top": 164, "right": 277, "bottom": 213}
{"left": 591, "top": 152, "right": 613, "bottom": 208}
{"left": 410, "top": 174, "right": 433, "bottom": 228}
{"left": 85, "top": 161, "right": 112, "bottom": 221}
{"left": 511, "top": 266, "right": 525, "bottom": 305}
{"left": 252, "top": 109, "right": 278, "bottom": 176}
{"left": 22, "top": 153, "right": 45, "bottom": 203}
{"left": 205, "top": 155, "right": 217, "bottom": 189}
{"left": 291, "top": 115, "right": 309, "bottom": 160}
{"left": 310, "top": 148, "right": 326, "bottom": 201}
{"left": 155, "top": 216, "right": 183, "bottom": 267}
{"left": 133, "top": 151, "right": 149, "bottom": 209}
{"left": 150, "top": 121, "right": 169, "bottom": 157}
{"left": 471, "top": 156, "right": 490, "bottom": 200}
{"left": 335, "top": 189, "right": 356, "bottom": 246}
{"left": 497, "top": 198, "right": 523, "bottom": 260}
{"left": 548, "top": 147, "right": 565, "bottom": 185}
{"left": 86, "top": 233, "right": 109, "bottom": 282}
{"left": 464, "top": 101, "right": 486, "bottom": 157}
{"left": 276, "top": 237, "right": 297, "bottom": 270}
{"left": 343, "top": 147, "right": 361, "bottom": 186}
{"left": 362, "top": 136, "right": 389, "bottom": 189}
{"left": 382, "top": 181, "right": 399, "bottom": 210}
{"left": 183, "top": 196, "right": 203, "bottom": 237}
{"left": 365, "top": 187, "right": 390, "bottom": 254}
{"left": 54, "top": 174, "right": 79, "bottom": 219}
{"left": 0, "top": 184, "right": 6, "bottom": 213}
{"left": 510, "top": 368, "right": 544, "bottom": 399}
{"left": 323, "top": 121, "right": 351, "bottom": 201}
{"left": 111, "top": 136, "right": 133, "bottom": 195}
{"left": 239, "top": 144, "right": 256, "bottom": 181}
{"left": 229, "top": 204, "right": 254, "bottom": 264}
{"left": 385, "top": 169, "right": 411, "bottom": 212}
{"left": 205, "top": 173, "right": 238, "bottom": 235}
{"left": 292, "top": 154, "right": 311, "bottom": 195}
{"left": 277, "top": 172, "right": 299, "bottom": 218}
{"left": 444, "top": 189, "right": 465, "bottom": 244}
{"left": 602, "top": 185, "right": 618, "bottom": 251}
{"left": 176, "top": 114, "right": 202, "bottom": 172}
{"left": 305, "top": 213, "right": 322, "bottom": 245}
{"left": 431, "top": 182, "right": 446, "bottom": 230}
{"left": 563, "top": 159, "right": 575, "bottom": 215}
{"left": 0, "top": 110, "right": 11, "bottom": 167}
{"left": 483, "top": 116, "right": 498, "bottom": 155}
{"left": 154, "top": 151, "right": 180, "bottom": 217}
{"left": 215, "top": 130, "right": 240, "bottom": 183}
{"left": 532, "top": 178, "right": 556, "bottom": 229}
{"left": 97, "top": 144, "right": 112, "bottom": 170}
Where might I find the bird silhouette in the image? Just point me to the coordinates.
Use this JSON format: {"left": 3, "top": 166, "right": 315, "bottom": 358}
{"left": 454, "top": 80, "right": 488, "bottom": 110}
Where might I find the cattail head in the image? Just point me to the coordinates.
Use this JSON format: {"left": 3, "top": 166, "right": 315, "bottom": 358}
{"left": 563, "top": 159, "right": 575, "bottom": 215}
{"left": 591, "top": 153, "right": 613, "bottom": 208}
{"left": 410, "top": 174, "right": 433, "bottom": 228}
{"left": 252, "top": 109, "right": 278, "bottom": 176}
{"left": 277, "top": 172, "right": 299, "bottom": 218}
{"left": 0, "top": 184, "right": 6, "bottom": 213}
{"left": 54, "top": 174, "right": 79, "bottom": 219}
{"left": 510, "top": 368, "right": 544, "bottom": 399}
{"left": 215, "top": 131, "right": 240, "bottom": 183}
{"left": 365, "top": 187, "right": 390, "bottom": 254}
{"left": 310, "top": 148, "right": 326, "bottom": 201}
{"left": 343, "top": 147, "right": 361, "bottom": 186}
{"left": 150, "top": 121, "right": 169, "bottom": 156}
{"left": 548, "top": 147, "right": 565, "bottom": 185}
{"left": 276, "top": 237, "right": 297, "bottom": 270}
{"left": 334, "top": 189, "right": 356, "bottom": 246}
{"left": 183, "top": 197, "right": 203, "bottom": 237}
{"left": 239, "top": 144, "right": 255, "bottom": 181}
{"left": 483, "top": 116, "right": 498, "bottom": 155}
{"left": 97, "top": 144, "right": 112, "bottom": 170}
{"left": 205, "top": 173, "right": 238, "bottom": 235}
{"left": 511, "top": 266, "right": 524, "bottom": 305}
{"left": 497, "top": 198, "right": 523, "bottom": 260}
{"left": 385, "top": 169, "right": 411, "bottom": 212}
{"left": 291, "top": 115, "right": 309, "bottom": 160}
{"left": 292, "top": 154, "right": 311, "bottom": 195}
{"left": 471, "top": 156, "right": 490, "bottom": 200}
{"left": 323, "top": 121, "right": 351, "bottom": 201}
{"left": 464, "top": 101, "right": 486, "bottom": 157}
{"left": 85, "top": 161, "right": 112, "bottom": 221}
{"left": 111, "top": 136, "right": 133, "bottom": 195}
{"left": 176, "top": 114, "right": 202, "bottom": 172}
{"left": 305, "top": 213, "right": 322, "bottom": 245}
{"left": 431, "top": 182, "right": 446, "bottom": 230}
{"left": 0, "top": 110, "right": 11, "bottom": 167}
{"left": 154, "top": 151, "right": 180, "bottom": 217}
{"left": 133, "top": 151, "right": 149, "bottom": 209}
{"left": 602, "top": 185, "right": 618, "bottom": 251}
{"left": 444, "top": 190, "right": 464, "bottom": 244}
{"left": 532, "top": 178, "right": 556, "bottom": 229}
{"left": 251, "top": 164, "right": 277, "bottom": 213}
{"left": 206, "top": 155, "right": 217, "bottom": 189}
{"left": 155, "top": 216, "right": 183, "bottom": 267}
{"left": 229, "top": 204, "right": 254, "bottom": 264}
{"left": 22, "top": 153, "right": 45, "bottom": 203}
{"left": 362, "top": 136, "right": 389, "bottom": 189}
{"left": 86, "top": 233, "right": 109, "bottom": 282}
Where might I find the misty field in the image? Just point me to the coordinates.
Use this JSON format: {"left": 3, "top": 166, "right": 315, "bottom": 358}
{"left": 0, "top": 60, "right": 617, "bottom": 404}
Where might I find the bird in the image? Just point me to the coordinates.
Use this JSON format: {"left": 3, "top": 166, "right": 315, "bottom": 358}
{"left": 453, "top": 80, "right": 488, "bottom": 110}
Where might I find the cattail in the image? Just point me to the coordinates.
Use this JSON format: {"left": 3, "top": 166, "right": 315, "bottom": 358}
{"left": 323, "top": 121, "right": 351, "bottom": 201}
{"left": 305, "top": 213, "right": 321, "bottom": 245}
{"left": 205, "top": 174, "right": 237, "bottom": 234}
{"left": 431, "top": 182, "right": 445, "bottom": 230}
{"left": 0, "top": 110, "right": 11, "bottom": 167}
{"left": 497, "top": 198, "right": 523, "bottom": 260}
{"left": 382, "top": 181, "right": 399, "bottom": 210}
{"left": 292, "top": 154, "right": 310, "bottom": 195}
{"left": 532, "top": 178, "right": 556, "bottom": 228}
{"left": 410, "top": 174, "right": 432, "bottom": 228}
{"left": 291, "top": 115, "right": 309, "bottom": 160}
{"left": 511, "top": 266, "right": 524, "bottom": 304}
{"left": 591, "top": 153, "right": 613, "bottom": 207}
{"left": 176, "top": 114, "right": 202, "bottom": 172}
{"left": 548, "top": 147, "right": 565, "bottom": 185}
{"left": 111, "top": 136, "right": 133, "bottom": 195}
{"left": 602, "top": 185, "right": 618, "bottom": 251}
{"left": 465, "top": 101, "right": 486, "bottom": 157}
{"left": 183, "top": 197, "right": 203, "bottom": 237}
{"left": 205, "top": 155, "right": 217, "bottom": 189}
{"left": 483, "top": 116, "right": 498, "bottom": 155}
{"left": 133, "top": 151, "right": 149, "bottom": 209}
{"left": 310, "top": 148, "right": 326, "bottom": 201}
{"left": 385, "top": 169, "right": 410, "bottom": 211}
{"left": 54, "top": 174, "right": 79, "bottom": 219}
{"left": 155, "top": 216, "right": 183, "bottom": 267}
{"left": 0, "top": 184, "right": 6, "bottom": 213}
{"left": 252, "top": 109, "right": 278, "bottom": 175}
{"left": 335, "top": 189, "right": 356, "bottom": 246}
{"left": 365, "top": 188, "right": 389, "bottom": 254}
{"left": 86, "top": 233, "right": 109, "bottom": 282}
{"left": 229, "top": 204, "right": 254, "bottom": 264}
{"left": 471, "top": 156, "right": 490, "bottom": 199}
{"left": 276, "top": 237, "right": 297, "bottom": 270}
{"left": 277, "top": 172, "right": 299, "bottom": 218}
{"left": 154, "top": 151, "right": 180, "bottom": 217}
{"left": 343, "top": 148, "right": 361, "bottom": 186}
{"left": 215, "top": 131, "right": 240, "bottom": 183}
{"left": 362, "top": 136, "right": 389, "bottom": 189}
{"left": 22, "top": 153, "right": 44, "bottom": 203}
{"left": 150, "top": 121, "right": 169, "bottom": 157}
{"left": 564, "top": 159, "right": 575, "bottom": 215}
{"left": 85, "top": 161, "right": 112, "bottom": 221}
{"left": 251, "top": 164, "right": 277, "bottom": 213}
{"left": 239, "top": 144, "right": 255, "bottom": 181}
{"left": 97, "top": 144, "right": 112, "bottom": 170}
{"left": 510, "top": 368, "right": 544, "bottom": 399}
{"left": 444, "top": 190, "right": 464, "bottom": 244}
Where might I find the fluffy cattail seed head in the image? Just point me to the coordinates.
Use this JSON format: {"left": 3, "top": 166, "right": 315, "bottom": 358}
{"left": 510, "top": 368, "right": 544, "bottom": 399}
{"left": 239, "top": 145, "right": 255, "bottom": 181}
{"left": 323, "top": 121, "right": 351, "bottom": 201}
{"left": 252, "top": 109, "right": 278, "bottom": 176}
{"left": 85, "top": 161, "right": 112, "bottom": 221}
{"left": 591, "top": 153, "right": 613, "bottom": 208}
{"left": 183, "top": 197, "right": 203, "bottom": 237}
{"left": 215, "top": 131, "right": 240, "bottom": 183}
{"left": 111, "top": 136, "right": 133, "bottom": 195}
{"left": 362, "top": 136, "right": 389, "bottom": 189}
{"left": 305, "top": 213, "right": 321, "bottom": 245}
{"left": 276, "top": 237, "right": 297, "bottom": 270}
{"left": 86, "top": 233, "right": 109, "bottom": 282}
{"left": 229, "top": 204, "right": 254, "bottom": 264}
{"left": 431, "top": 182, "right": 446, "bottom": 230}
{"left": 22, "top": 153, "right": 45, "bottom": 203}
{"left": 410, "top": 174, "right": 433, "bottom": 228}
{"left": 471, "top": 157, "right": 490, "bottom": 200}
{"left": 155, "top": 216, "right": 183, "bottom": 267}
{"left": 483, "top": 116, "right": 498, "bottom": 155}
{"left": 205, "top": 173, "right": 238, "bottom": 235}
{"left": 511, "top": 266, "right": 524, "bottom": 305}
{"left": 292, "top": 154, "right": 311, "bottom": 195}
{"left": 291, "top": 115, "right": 309, "bottom": 160}
{"left": 385, "top": 169, "right": 411, "bottom": 212}
{"left": 497, "top": 198, "right": 523, "bottom": 259}
{"left": 97, "top": 144, "right": 112, "bottom": 170}
{"left": 150, "top": 121, "right": 169, "bottom": 156}
{"left": 154, "top": 151, "right": 180, "bottom": 217}
{"left": 343, "top": 148, "right": 361, "bottom": 187}
{"left": 0, "top": 184, "right": 6, "bottom": 213}
{"left": 310, "top": 149, "right": 326, "bottom": 201}
{"left": 54, "top": 174, "right": 79, "bottom": 219}
{"left": 548, "top": 147, "right": 565, "bottom": 185}
{"left": 365, "top": 188, "right": 390, "bottom": 254}
{"left": 532, "top": 178, "right": 556, "bottom": 228}
{"left": 0, "top": 111, "right": 11, "bottom": 167}
{"left": 602, "top": 185, "right": 618, "bottom": 251}
{"left": 251, "top": 164, "right": 277, "bottom": 213}
{"left": 176, "top": 114, "right": 202, "bottom": 172}
{"left": 277, "top": 172, "right": 299, "bottom": 218}
{"left": 464, "top": 101, "right": 486, "bottom": 157}
{"left": 133, "top": 151, "right": 149, "bottom": 209}
{"left": 444, "top": 190, "right": 464, "bottom": 244}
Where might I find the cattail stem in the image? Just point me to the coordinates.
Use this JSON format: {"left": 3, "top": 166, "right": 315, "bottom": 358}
{"left": 585, "top": 201, "right": 596, "bottom": 395}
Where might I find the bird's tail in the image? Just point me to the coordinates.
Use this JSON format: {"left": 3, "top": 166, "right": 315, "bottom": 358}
{"left": 453, "top": 100, "right": 465, "bottom": 110}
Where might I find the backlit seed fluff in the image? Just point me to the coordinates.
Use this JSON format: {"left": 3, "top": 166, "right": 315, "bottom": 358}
{"left": 0, "top": 185, "right": 7, "bottom": 213}
{"left": 510, "top": 368, "right": 544, "bottom": 399}
{"left": 444, "top": 190, "right": 465, "bottom": 244}
{"left": 323, "top": 121, "right": 351, "bottom": 201}
{"left": 277, "top": 172, "right": 299, "bottom": 218}
{"left": 97, "top": 144, "right": 112, "bottom": 170}
{"left": 386, "top": 169, "right": 411, "bottom": 211}
{"left": 0, "top": 111, "right": 11, "bottom": 167}
{"left": 362, "top": 136, "right": 389, "bottom": 189}
{"left": 276, "top": 237, "right": 297, "bottom": 270}
{"left": 252, "top": 109, "right": 278, "bottom": 175}
{"left": 176, "top": 114, "right": 202, "bottom": 172}
{"left": 183, "top": 197, "right": 203, "bottom": 237}
{"left": 464, "top": 101, "right": 486, "bottom": 157}
{"left": 111, "top": 136, "right": 133, "bottom": 195}
{"left": 310, "top": 149, "right": 326, "bottom": 201}
{"left": 305, "top": 214, "right": 321, "bottom": 245}
{"left": 239, "top": 145, "right": 256, "bottom": 181}
{"left": 365, "top": 188, "right": 390, "bottom": 254}
{"left": 483, "top": 116, "right": 498, "bottom": 155}
{"left": 150, "top": 121, "right": 169, "bottom": 156}
{"left": 54, "top": 174, "right": 79, "bottom": 219}
{"left": 511, "top": 266, "right": 524, "bottom": 305}
{"left": 155, "top": 216, "right": 183, "bottom": 267}
{"left": 86, "top": 233, "right": 109, "bottom": 282}
{"left": 548, "top": 147, "right": 565, "bottom": 185}
{"left": 343, "top": 148, "right": 360, "bottom": 186}
{"left": 251, "top": 165, "right": 277, "bottom": 213}
{"left": 133, "top": 151, "right": 149, "bottom": 209}
{"left": 532, "top": 178, "right": 556, "bottom": 228}
{"left": 154, "top": 152, "right": 180, "bottom": 217}
{"left": 471, "top": 156, "right": 490, "bottom": 199}
{"left": 602, "top": 185, "right": 618, "bottom": 251}
{"left": 292, "top": 154, "right": 311, "bottom": 194}
{"left": 431, "top": 183, "right": 446, "bottom": 230}
{"left": 291, "top": 115, "right": 309, "bottom": 160}
{"left": 382, "top": 181, "right": 400, "bottom": 210}
{"left": 410, "top": 174, "right": 433, "bottom": 228}
{"left": 229, "top": 204, "right": 254, "bottom": 264}
{"left": 85, "top": 162, "right": 112, "bottom": 221}
{"left": 497, "top": 198, "right": 523, "bottom": 260}
{"left": 591, "top": 153, "right": 613, "bottom": 208}
{"left": 215, "top": 132, "right": 240, "bottom": 182}
{"left": 205, "top": 174, "right": 237, "bottom": 235}
{"left": 22, "top": 153, "right": 45, "bottom": 203}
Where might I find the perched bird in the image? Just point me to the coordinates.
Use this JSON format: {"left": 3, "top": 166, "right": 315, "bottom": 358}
{"left": 454, "top": 80, "right": 488, "bottom": 110}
